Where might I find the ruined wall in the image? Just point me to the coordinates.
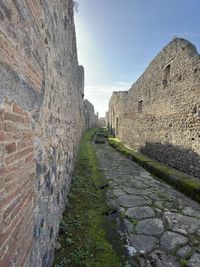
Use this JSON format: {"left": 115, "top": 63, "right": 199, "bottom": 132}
{"left": 108, "top": 38, "right": 200, "bottom": 178}
{"left": 99, "top": 117, "right": 106, "bottom": 128}
{"left": 84, "top": 99, "right": 98, "bottom": 129}
{"left": 0, "top": 1, "right": 87, "bottom": 266}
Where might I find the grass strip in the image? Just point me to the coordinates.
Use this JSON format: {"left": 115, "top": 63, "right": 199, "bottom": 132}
{"left": 53, "top": 129, "right": 123, "bottom": 267}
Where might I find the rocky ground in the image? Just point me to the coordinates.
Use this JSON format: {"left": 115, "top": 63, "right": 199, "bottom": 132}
{"left": 95, "top": 139, "right": 200, "bottom": 267}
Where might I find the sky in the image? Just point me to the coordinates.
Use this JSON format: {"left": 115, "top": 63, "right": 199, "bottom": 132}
{"left": 74, "top": 0, "right": 200, "bottom": 117}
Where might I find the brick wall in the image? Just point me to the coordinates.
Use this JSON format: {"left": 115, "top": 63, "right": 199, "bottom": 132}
{"left": 0, "top": 99, "right": 35, "bottom": 266}
{"left": 108, "top": 38, "right": 200, "bottom": 178}
{"left": 0, "top": 0, "right": 97, "bottom": 266}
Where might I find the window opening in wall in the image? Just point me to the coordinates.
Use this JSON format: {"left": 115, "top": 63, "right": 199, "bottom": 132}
{"left": 116, "top": 117, "right": 119, "bottom": 135}
{"left": 138, "top": 99, "right": 143, "bottom": 113}
{"left": 163, "top": 64, "right": 171, "bottom": 85}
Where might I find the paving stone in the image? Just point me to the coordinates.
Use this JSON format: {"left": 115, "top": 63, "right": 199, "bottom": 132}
{"left": 135, "top": 218, "right": 164, "bottom": 236}
{"left": 125, "top": 206, "right": 155, "bottom": 220}
{"left": 154, "top": 200, "right": 164, "bottom": 209}
{"left": 128, "top": 234, "right": 158, "bottom": 253}
{"left": 122, "top": 187, "right": 143, "bottom": 195}
{"left": 160, "top": 231, "right": 188, "bottom": 253}
{"left": 164, "top": 212, "right": 200, "bottom": 234}
{"left": 188, "top": 253, "right": 200, "bottom": 267}
{"left": 182, "top": 206, "right": 200, "bottom": 218}
{"left": 118, "top": 194, "right": 151, "bottom": 207}
{"left": 112, "top": 189, "right": 125, "bottom": 197}
{"left": 147, "top": 250, "right": 181, "bottom": 267}
{"left": 124, "top": 219, "right": 134, "bottom": 233}
{"left": 95, "top": 142, "right": 200, "bottom": 264}
{"left": 176, "top": 245, "right": 192, "bottom": 259}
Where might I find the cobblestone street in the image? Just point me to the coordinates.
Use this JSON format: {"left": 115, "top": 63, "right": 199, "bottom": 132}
{"left": 95, "top": 141, "right": 200, "bottom": 267}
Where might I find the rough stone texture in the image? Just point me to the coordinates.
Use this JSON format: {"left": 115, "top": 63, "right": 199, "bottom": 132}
{"left": 107, "top": 38, "right": 200, "bottom": 178}
{"left": 176, "top": 245, "right": 192, "bottom": 259}
{"left": 128, "top": 234, "right": 158, "bottom": 254}
{"left": 135, "top": 218, "right": 164, "bottom": 236}
{"left": 164, "top": 211, "right": 200, "bottom": 234}
{"left": 147, "top": 250, "right": 180, "bottom": 267}
{"left": 84, "top": 99, "right": 98, "bottom": 129}
{"left": 0, "top": 1, "right": 96, "bottom": 266}
{"left": 160, "top": 231, "right": 188, "bottom": 253}
{"left": 125, "top": 206, "right": 155, "bottom": 220}
{"left": 95, "top": 140, "right": 200, "bottom": 266}
{"left": 188, "top": 253, "right": 200, "bottom": 267}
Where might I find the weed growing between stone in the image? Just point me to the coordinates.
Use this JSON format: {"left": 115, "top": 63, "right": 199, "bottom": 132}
{"left": 53, "top": 129, "right": 123, "bottom": 267}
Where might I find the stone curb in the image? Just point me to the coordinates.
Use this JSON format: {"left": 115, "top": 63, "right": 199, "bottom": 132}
{"left": 108, "top": 138, "right": 200, "bottom": 204}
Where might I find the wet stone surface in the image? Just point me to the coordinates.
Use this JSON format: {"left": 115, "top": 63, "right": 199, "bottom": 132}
{"left": 95, "top": 141, "right": 200, "bottom": 267}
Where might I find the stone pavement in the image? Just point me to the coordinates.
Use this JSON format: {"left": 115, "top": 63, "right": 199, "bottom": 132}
{"left": 95, "top": 141, "right": 200, "bottom": 267}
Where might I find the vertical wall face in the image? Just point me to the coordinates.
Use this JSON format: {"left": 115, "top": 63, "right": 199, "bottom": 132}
{"left": 0, "top": 0, "right": 87, "bottom": 266}
{"left": 0, "top": 100, "right": 35, "bottom": 267}
{"left": 84, "top": 99, "right": 98, "bottom": 129}
{"left": 108, "top": 38, "right": 200, "bottom": 178}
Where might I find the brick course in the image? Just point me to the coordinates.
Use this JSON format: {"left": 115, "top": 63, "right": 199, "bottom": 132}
{"left": 0, "top": 0, "right": 97, "bottom": 266}
{"left": 0, "top": 100, "right": 35, "bottom": 267}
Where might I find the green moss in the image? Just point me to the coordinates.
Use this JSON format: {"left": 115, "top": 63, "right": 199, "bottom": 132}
{"left": 129, "top": 218, "right": 139, "bottom": 226}
{"left": 180, "top": 258, "right": 189, "bottom": 267}
{"left": 53, "top": 129, "right": 124, "bottom": 267}
{"left": 108, "top": 137, "right": 200, "bottom": 204}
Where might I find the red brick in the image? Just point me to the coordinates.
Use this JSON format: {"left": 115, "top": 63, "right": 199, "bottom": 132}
{"left": 5, "top": 170, "right": 19, "bottom": 183}
{"left": 5, "top": 179, "right": 18, "bottom": 193}
{"left": 5, "top": 160, "right": 23, "bottom": 174}
{"left": 13, "top": 102, "right": 27, "bottom": 116}
{"left": 0, "top": 215, "right": 20, "bottom": 246}
{"left": 0, "top": 216, "right": 22, "bottom": 260}
{"left": 19, "top": 241, "right": 33, "bottom": 267}
{"left": 4, "top": 131, "right": 23, "bottom": 141}
{"left": 6, "top": 143, "right": 16, "bottom": 154}
{"left": 0, "top": 132, "right": 5, "bottom": 141}
{"left": 4, "top": 112, "right": 24, "bottom": 123}
{"left": 0, "top": 122, "right": 5, "bottom": 130}
{"left": 23, "top": 131, "right": 33, "bottom": 140}
{"left": 0, "top": 186, "right": 21, "bottom": 210}
{"left": 17, "top": 194, "right": 33, "bottom": 218}
{"left": 24, "top": 116, "right": 30, "bottom": 124}
{"left": 4, "top": 122, "right": 17, "bottom": 131}
{"left": 17, "top": 140, "right": 33, "bottom": 150}
{"left": 25, "top": 153, "right": 34, "bottom": 163}
{"left": 3, "top": 195, "right": 21, "bottom": 220}
{"left": 5, "top": 147, "right": 34, "bottom": 165}
{"left": 0, "top": 255, "right": 11, "bottom": 267}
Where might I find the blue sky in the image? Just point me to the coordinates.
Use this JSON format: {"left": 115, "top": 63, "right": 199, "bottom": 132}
{"left": 74, "top": 0, "right": 200, "bottom": 117}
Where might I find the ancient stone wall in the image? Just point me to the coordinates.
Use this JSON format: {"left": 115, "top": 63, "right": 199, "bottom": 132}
{"left": 108, "top": 38, "right": 200, "bottom": 178}
{"left": 99, "top": 117, "right": 106, "bottom": 128}
{"left": 84, "top": 99, "right": 98, "bottom": 129}
{"left": 0, "top": 0, "right": 91, "bottom": 266}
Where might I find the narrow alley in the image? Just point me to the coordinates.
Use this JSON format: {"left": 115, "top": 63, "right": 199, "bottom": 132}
{"left": 95, "top": 132, "right": 200, "bottom": 267}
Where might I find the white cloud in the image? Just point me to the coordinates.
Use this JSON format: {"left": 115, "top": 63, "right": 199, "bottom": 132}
{"left": 84, "top": 81, "right": 131, "bottom": 117}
